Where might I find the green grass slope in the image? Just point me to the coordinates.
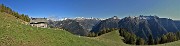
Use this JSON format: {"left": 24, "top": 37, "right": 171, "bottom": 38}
{"left": 0, "top": 12, "right": 127, "bottom": 46}
{"left": 87, "top": 30, "right": 129, "bottom": 46}
{"left": 155, "top": 40, "right": 180, "bottom": 46}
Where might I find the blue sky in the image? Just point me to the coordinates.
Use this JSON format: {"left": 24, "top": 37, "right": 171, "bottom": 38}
{"left": 0, "top": 0, "right": 180, "bottom": 20}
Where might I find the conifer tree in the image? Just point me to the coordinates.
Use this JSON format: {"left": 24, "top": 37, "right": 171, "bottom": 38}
{"left": 148, "top": 34, "right": 154, "bottom": 45}
{"left": 136, "top": 38, "right": 145, "bottom": 45}
{"left": 160, "top": 34, "right": 167, "bottom": 44}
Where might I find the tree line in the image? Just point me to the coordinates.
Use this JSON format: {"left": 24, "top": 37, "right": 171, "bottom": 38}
{"left": 158, "top": 32, "right": 179, "bottom": 44}
{"left": 87, "top": 28, "right": 117, "bottom": 37}
{"left": 87, "top": 27, "right": 180, "bottom": 45}
{"left": 119, "top": 28, "right": 145, "bottom": 45}
{"left": 119, "top": 28, "right": 180, "bottom": 45}
{"left": 0, "top": 4, "right": 30, "bottom": 22}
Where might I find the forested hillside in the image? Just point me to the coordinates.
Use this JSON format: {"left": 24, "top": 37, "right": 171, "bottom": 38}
{"left": 0, "top": 4, "right": 30, "bottom": 22}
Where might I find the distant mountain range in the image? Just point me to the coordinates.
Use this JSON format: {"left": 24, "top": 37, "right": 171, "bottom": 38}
{"left": 48, "top": 15, "right": 180, "bottom": 40}
{"left": 118, "top": 15, "right": 180, "bottom": 40}
{"left": 48, "top": 18, "right": 100, "bottom": 36}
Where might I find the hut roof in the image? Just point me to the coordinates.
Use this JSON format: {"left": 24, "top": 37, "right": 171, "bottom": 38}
{"left": 30, "top": 18, "right": 48, "bottom": 23}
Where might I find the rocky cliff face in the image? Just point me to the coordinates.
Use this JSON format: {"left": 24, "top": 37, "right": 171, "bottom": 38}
{"left": 118, "top": 16, "right": 179, "bottom": 40}
{"left": 174, "top": 20, "right": 180, "bottom": 30}
{"left": 91, "top": 16, "right": 120, "bottom": 33}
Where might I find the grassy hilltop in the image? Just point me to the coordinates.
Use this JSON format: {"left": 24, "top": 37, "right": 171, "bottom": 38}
{"left": 0, "top": 12, "right": 128, "bottom": 46}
